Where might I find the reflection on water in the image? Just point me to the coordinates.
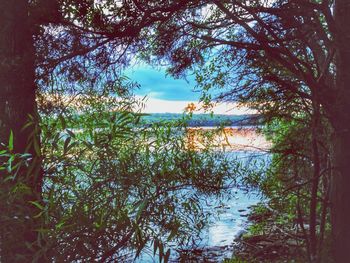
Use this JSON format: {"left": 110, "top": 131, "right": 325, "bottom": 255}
{"left": 138, "top": 127, "right": 270, "bottom": 262}
{"left": 182, "top": 150, "right": 267, "bottom": 262}
{"left": 195, "top": 191, "right": 261, "bottom": 262}
{"left": 186, "top": 126, "right": 271, "bottom": 152}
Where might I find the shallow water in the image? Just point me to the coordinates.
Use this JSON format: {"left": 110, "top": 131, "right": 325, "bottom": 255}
{"left": 192, "top": 188, "right": 261, "bottom": 261}
{"left": 137, "top": 187, "right": 261, "bottom": 262}
{"left": 137, "top": 150, "right": 269, "bottom": 262}
{"left": 134, "top": 128, "right": 270, "bottom": 262}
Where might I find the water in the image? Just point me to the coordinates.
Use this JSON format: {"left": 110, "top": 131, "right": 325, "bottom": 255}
{"left": 137, "top": 149, "right": 269, "bottom": 262}
{"left": 194, "top": 187, "right": 261, "bottom": 261}
{"left": 129, "top": 127, "right": 270, "bottom": 262}
{"left": 136, "top": 187, "right": 261, "bottom": 262}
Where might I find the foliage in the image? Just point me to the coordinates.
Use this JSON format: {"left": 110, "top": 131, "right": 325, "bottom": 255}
{"left": 6, "top": 87, "right": 236, "bottom": 262}
{"left": 0, "top": 136, "right": 44, "bottom": 261}
{"left": 2, "top": 0, "right": 347, "bottom": 261}
{"left": 134, "top": 1, "right": 340, "bottom": 260}
{"left": 237, "top": 114, "right": 333, "bottom": 261}
{"left": 141, "top": 113, "right": 261, "bottom": 127}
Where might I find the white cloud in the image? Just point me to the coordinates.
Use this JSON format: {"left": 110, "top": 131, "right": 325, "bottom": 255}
{"left": 138, "top": 97, "right": 256, "bottom": 115}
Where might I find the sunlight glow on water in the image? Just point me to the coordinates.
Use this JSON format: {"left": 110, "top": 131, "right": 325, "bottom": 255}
{"left": 137, "top": 128, "right": 270, "bottom": 262}
{"left": 186, "top": 127, "right": 271, "bottom": 152}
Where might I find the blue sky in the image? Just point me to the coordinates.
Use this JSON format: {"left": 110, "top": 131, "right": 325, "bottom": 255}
{"left": 124, "top": 64, "right": 254, "bottom": 114}
{"left": 125, "top": 64, "right": 200, "bottom": 101}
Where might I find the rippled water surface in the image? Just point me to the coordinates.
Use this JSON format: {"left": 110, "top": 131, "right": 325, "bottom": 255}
{"left": 137, "top": 128, "right": 270, "bottom": 262}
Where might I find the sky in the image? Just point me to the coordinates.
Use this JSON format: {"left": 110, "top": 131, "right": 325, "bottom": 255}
{"left": 125, "top": 64, "right": 199, "bottom": 101}
{"left": 124, "top": 64, "right": 255, "bottom": 115}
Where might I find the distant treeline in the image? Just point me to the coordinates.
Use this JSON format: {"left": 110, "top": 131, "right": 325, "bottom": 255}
{"left": 141, "top": 113, "right": 262, "bottom": 127}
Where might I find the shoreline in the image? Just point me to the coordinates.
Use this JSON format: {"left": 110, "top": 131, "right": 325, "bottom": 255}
{"left": 230, "top": 203, "right": 306, "bottom": 263}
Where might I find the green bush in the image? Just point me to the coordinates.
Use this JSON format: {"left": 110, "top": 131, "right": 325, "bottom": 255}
{"left": 0, "top": 90, "right": 237, "bottom": 262}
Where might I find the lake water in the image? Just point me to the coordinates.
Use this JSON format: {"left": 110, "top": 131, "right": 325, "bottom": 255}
{"left": 136, "top": 128, "right": 270, "bottom": 262}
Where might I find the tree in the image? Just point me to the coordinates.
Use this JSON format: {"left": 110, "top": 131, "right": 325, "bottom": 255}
{"left": 0, "top": 0, "right": 42, "bottom": 260}
{"left": 1, "top": 0, "right": 349, "bottom": 261}
{"left": 37, "top": 90, "right": 235, "bottom": 261}
{"left": 0, "top": 0, "right": 192, "bottom": 259}
{"left": 140, "top": 0, "right": 349, "bottom": 261}
{"left": 0, "top": 0, "right": 231, "bottom": 261}
{"left": 330, "top": 1, "right": 350, "bottom": 262}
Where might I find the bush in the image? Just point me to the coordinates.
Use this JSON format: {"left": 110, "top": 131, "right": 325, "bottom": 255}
{"left": 33, "top": 91, "right": 236, "bottom": 261}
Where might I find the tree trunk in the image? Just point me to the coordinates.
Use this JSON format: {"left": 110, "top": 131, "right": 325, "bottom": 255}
{"left": 309, "top": 99, "right": 321, "bottom": 262}
{"left": 330, "top": 0, "right": 350, "bottom": 262}
{"left": 0, "top": 0, "right": 43, "bottom": 261}
{"left": 330, "top": 132, "right": 350, "bottom": 263}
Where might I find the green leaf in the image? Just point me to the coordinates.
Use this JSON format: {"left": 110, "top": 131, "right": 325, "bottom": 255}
{"left": 29, "top": 201, "right": 44, "bottom": 210}
{"left": 33, "top": 138, "right": 41, "bottom": 156}
{"left": 7, "top": 155, "right": 14, "bottom": 173}
{"left": 8, "top": 130, "right": 13, "bottom": 151}
{"left": 21, "top": 121, "right": 33, "bottom": 132}
{"left": 59, "top": 115, "right": 66, "bottom": 129}
{"left": 56, "top": 221, "right": 65, "bottom": 230}
{"left": 136, "top": 199, "right": 148, "bottom": 220}
{"left": 33, "top": 211, "right": 44, "bottom": 219}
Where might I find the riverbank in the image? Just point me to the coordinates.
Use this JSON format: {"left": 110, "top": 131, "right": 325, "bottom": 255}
{"left": 229, "top": 203, "right": 307, "bottom": 263}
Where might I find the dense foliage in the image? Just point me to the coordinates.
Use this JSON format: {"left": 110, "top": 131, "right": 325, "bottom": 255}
{"left": 1, "top": 0, "right": 350, "bottom": 262}
{"left": 1, "top": 85, "right": 240, "bottom": 262}
{"left": 137, "top": 1, "right": 344, "bottom": 261}
{"left": 240, "top": 115, "right": 333, "bottom": 262}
